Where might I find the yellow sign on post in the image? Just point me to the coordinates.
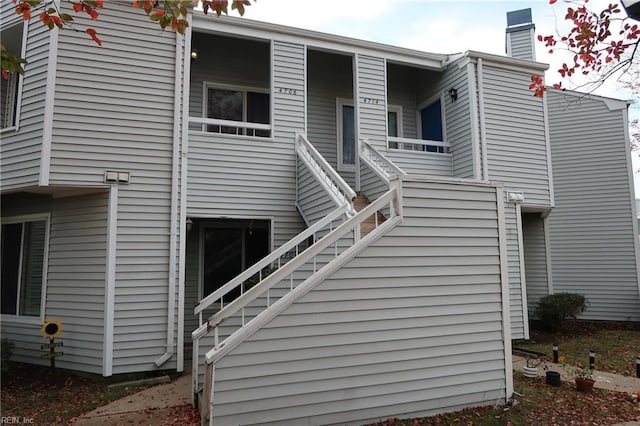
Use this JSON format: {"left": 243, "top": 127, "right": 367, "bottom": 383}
{"left": 41, "top": 319, "right": 64, "bottom": 368}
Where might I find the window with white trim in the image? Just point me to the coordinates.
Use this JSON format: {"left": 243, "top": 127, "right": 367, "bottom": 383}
{"left": 1, "top": 21, "right": 25, "bottom": 130}
{"left": 387, "top": 105, "right": 403, "bottom": 149}
{"left": 1, "top": 218, "right": 47, "bottom": 317}
{"left": 205, "top": 84, "right": 270, "bottom": 137}
{"left": 337, "top": 99, "right": 355, "bottom": 169}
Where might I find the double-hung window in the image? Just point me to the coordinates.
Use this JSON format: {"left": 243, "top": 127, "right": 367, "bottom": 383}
{"left": 205, "top": 84, "right": 270, "bottom": 137}
{"left": 1, "top": 216, "right": 48, "bottom": 318}
{"left": 1, "top": 21, "right": 25, "bottom": 130}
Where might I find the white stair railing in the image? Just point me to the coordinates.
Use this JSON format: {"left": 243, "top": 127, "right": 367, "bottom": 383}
{"left": 360, "top": 138, "right": 407, "bottom": 185}
{"left": 199, "top": 185, "right": 403, "bottom": 424}
{"left": 296, "top": 133, "right": 356, "bottom": 217}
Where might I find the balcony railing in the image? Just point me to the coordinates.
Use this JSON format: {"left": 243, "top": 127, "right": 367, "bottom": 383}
{"left": 388, "top": 136, "right": 451, "bottom": 153}
{"left": 189, "top": 117, "right": 271, "bottom": 137}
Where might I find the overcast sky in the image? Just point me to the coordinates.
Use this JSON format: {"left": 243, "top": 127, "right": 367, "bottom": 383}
{"left": 244, "top": 0, "right": 640, "bottom": 192}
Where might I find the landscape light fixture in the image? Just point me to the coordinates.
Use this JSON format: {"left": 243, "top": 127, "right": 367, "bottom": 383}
{"left": 621, "top": 0, "right": 640, "bottom": 20}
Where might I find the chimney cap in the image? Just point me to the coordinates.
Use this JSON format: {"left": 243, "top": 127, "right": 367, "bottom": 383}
{"left": 507, "top": 8, "right": 534, "bottom": 31}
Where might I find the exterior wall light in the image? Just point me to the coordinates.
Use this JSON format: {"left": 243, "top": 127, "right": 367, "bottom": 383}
{"left": 448, "top": 88, "right": 458, "bottom": 102}
{"left": 104, "top": 170, "right": 130, "bottom": 184}
{"left": 191, "top": 49, "right": 198, "bottom": 60}
{"left": 507, "top": 191, "right": 525, "bottom": 203}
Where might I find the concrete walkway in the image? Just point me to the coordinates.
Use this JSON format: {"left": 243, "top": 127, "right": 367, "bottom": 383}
{"left": 513, "top": 354, "right": 640, "bottom": 394}
{"left": 73, "top": 374, "right": 192, "bottom": 425}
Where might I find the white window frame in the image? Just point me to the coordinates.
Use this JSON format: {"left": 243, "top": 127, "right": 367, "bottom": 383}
{"left": 0, "top": 19, "right": 28, "bottom": 133}
{"left": 0, "top": 213, "right": 50, "bottom": 323}
{"left": 417, "top": 92, "right": 448, "bottom": 152}
{"left": 336, "top": 98, "right": 355, "bottom": 171}
{"left": 387, "top": 104, "right": 403, "bottom": 138}
{"left": 201, "top": 81, "right": 271, "bottom": 138}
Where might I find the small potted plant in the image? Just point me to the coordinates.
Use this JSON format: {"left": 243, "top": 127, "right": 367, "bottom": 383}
{"left": 523, "top": 358, "right": 540, "bottom": 378}
{"left": 573, "top": 367, "right": 595, "bottom": 393}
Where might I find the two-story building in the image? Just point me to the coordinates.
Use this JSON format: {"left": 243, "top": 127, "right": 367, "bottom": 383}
{"left": 1, "top": 4, "right": 638, "bottom": 425}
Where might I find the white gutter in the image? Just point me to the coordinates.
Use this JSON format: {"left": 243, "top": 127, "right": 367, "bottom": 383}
{"left": 154, "top": 30, "right": 184, "bottom": 368}
{"left": 176, "top": 16, "right": 193, "bottom": 374}
{"left": 477, "top": 58, "right": 489, "bottom": 180}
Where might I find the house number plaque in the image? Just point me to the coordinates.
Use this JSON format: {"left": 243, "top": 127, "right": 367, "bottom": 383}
{"left": 362, "top": 97, "right": 381, "bottom": 104}
{"left": 277, "top": 87, "right": 299, "bottom": 95}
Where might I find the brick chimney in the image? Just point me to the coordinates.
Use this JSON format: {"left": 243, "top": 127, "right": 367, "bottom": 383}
{"left": 505, "top": 8, "right": 536, "bottom": 61}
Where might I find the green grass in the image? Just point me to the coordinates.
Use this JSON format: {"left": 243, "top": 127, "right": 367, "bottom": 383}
{"left": 515, "top": 321, "right": 640, "bottom": 375}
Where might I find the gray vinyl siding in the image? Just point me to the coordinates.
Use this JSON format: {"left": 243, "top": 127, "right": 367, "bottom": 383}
{"left": 0, "top": 7, "right": 50, "bottom": 190}
{"left": 504, "top": 203, "right": 525, "bottom": 339}
{"left": 209, "top": 178, "right": 508, "bottom": 425}
{"left": 522, "top": 213, "right": 549, "bottom": 315}
{"left": 47, "top": 192, "right": 108, "bottom": 373}
{"left": 482, "top": 65, "right": 550, "bottom": 207}
{"left": 46, "top": 3, "right": 179, "bottom": 373}
{"left": 187, "top": 39, "right": 306, "bottom": 249}
{"left": 0, "top": 192, "right": 107, "bottom": 374}
{"left": 441, "top": 60, "right": 474, "bottom": 178}
{"left": 386, "top": 150, "right": 452, "bottom": 176}
{"left": 547, "top": 91, "right": 640, "bottom": 321}
{"left": 356, "top": 55, "right": 386, "bottom": 151}
{"left": 297, "top": 158, "right": 340, "bottom": 225}
{"left": 307, "top": 50, "right": 354, "bottom": 184}
{"left": 507, "top": 29, "right": 535, "bottom": 62}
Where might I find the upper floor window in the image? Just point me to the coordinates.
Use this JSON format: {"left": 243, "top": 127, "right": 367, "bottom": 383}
{"left": 418, "top": 96, "right": 446, "bottom": 153}
{"left": 1, "top": 22, "right": 25, "bottom": 130}
{"left": 1, "top": 217, "right": 48, "bottom": 318}
{"left": 205, "top": 84, "right": 270, "bottom": 137}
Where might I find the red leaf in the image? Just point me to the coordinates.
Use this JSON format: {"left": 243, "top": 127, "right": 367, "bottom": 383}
{"left": 85, "top": 28, "right": 102, "bottom": 46}
{"left": 73, "top": 2, "right": 82, "bottom": 12}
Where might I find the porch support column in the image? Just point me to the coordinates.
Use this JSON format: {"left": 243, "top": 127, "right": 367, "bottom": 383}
{"left": 103, "top": 184, "right": 118, "bottom": 377}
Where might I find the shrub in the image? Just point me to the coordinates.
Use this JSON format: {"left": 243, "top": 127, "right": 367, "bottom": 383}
{"left": 534, "top": 293, "right": 588, "bottom": 331}
{"left": 1, "top": 338, "right": 15, "bottom": 374}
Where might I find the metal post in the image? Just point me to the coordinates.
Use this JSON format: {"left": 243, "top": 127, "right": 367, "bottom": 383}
{"left": 552, "top": 343, "right": 558, "bottom": 363}
{"left": 589, "top": 350, "right": 595, "bottom": 370}
{"left": 50, "top": 338, "right": 55, "bottom": 369}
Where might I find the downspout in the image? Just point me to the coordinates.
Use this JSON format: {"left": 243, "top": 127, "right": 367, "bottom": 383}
{"left": 154, "top": 29, "right": 184, "bottom": 368}
{"left": 176, "top": 15, "right": 193, "bottom": 374}
{"left": 477, "top": 58, "right": 489, "bottom": 180}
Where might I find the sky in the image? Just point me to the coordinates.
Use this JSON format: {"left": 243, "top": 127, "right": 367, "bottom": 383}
{"left": 243, "top": 0, "right": 640, "bottom": 194}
